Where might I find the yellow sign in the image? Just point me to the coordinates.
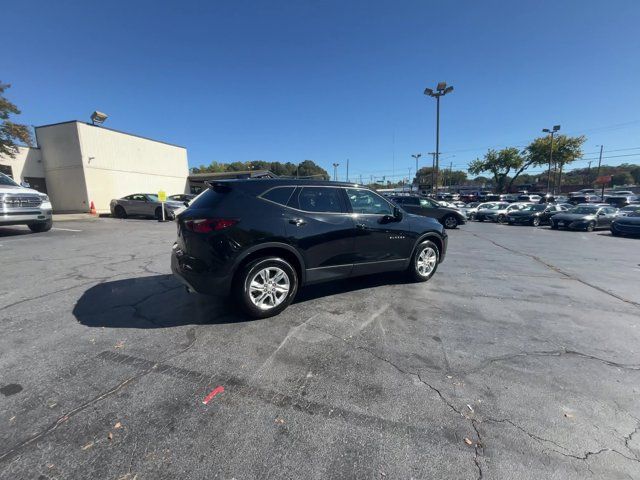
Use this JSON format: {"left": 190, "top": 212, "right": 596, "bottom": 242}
{"left": 158, "top": 190, "right": 167, "bottom": 202}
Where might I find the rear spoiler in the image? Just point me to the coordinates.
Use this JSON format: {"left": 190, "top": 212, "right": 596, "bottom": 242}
{"left": 205, "top": 181, "right": 232, "bottom": 193}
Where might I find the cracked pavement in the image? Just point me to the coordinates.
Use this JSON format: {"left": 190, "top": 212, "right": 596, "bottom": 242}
{"left": 1, "top": 218, "right": 639, "bottom": 479}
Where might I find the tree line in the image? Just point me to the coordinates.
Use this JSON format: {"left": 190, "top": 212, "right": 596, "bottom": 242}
{"left": 191, "top": 160, "right": 329, "bottom": 179}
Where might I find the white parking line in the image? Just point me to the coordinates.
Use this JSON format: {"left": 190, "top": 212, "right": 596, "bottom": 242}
{"left": 52, "top": 227, "right": 83, "bottom": 232}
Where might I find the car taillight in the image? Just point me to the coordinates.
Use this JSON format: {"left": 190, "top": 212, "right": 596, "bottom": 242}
{"left": 184, "top": 218, "right": 237, "bottom": 233}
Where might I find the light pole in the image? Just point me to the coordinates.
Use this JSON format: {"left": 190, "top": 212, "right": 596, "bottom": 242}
{"left": 411, "top": 153, "right": 422, "bottom": 192}
{"left": 424, "top": 82, "right": 454, "bottom": 197}
{"left": 542, "top": 125, "right": 560, "bottom": 194}
{"left": 332, "top": 163, "right": 340, "bottom": 181}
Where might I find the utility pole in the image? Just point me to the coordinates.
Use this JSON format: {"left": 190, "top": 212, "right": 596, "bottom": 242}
{"left": 332, "top": 163, "right": 339, "bottom": 181}
{"left": 596, "top": 145, "right": 604, "bottom": 180}
{"left": 424, "top": 82, "right": 454, "bottom": 198}
{"left": 346, "top": 158, "right": 349, "bottom": 183}
{"left": 586, "top": 161, "right": 592, "bottom": 185}
{"left": 359, "top": 174, "right": 363, "bottom": 185}
{"left": 411, "top": 153, "right": 422, "bottom": 192}
{"left": 448, "top": 161, "right": 453, "bottom": 188}
{"left": 542, "top": 125, "right": 560, "bottom": 194}
{"left": 428, "top": 152, "right": 436, "bottom": 194}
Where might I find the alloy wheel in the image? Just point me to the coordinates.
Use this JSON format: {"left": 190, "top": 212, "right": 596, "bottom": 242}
{"left": 444, "top": 216, "right": 458, "bottom": 228}
{"left": 248, "top": 267, "right": 290, "bottom": 310}
{"left": 416, "top": 247, "right": 437, "bottom": 277}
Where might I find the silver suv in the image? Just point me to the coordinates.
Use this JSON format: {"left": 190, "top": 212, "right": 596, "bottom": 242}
{"left": 0, "top": 173, "right": 53, "bottom": 232}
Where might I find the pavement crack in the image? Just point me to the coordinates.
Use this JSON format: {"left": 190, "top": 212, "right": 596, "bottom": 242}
{"left": 462, "top": 230, "right": 640, "bottom": 309}
{"left": 466, "top": 348, "right": 640, "bottom": 375}
{"left": 0, "top": 325, "right": 199, "bottom": 464}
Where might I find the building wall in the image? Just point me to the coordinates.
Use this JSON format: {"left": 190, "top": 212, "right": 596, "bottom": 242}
{"left": 35, "top": 122, "right": 89, "bottom": 212}
{"left": 0, "top": 146, "right": 45, "bottom": 181}
{"left": 76, "top": 123, "right": 189, "bottom": 213}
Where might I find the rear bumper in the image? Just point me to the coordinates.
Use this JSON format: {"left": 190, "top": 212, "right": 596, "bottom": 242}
{"left": 171, "top": 246, "right": 232, "bottom": 296}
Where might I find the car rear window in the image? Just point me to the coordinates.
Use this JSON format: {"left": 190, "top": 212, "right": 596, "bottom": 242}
{"left": 261, "top": 186, "right": 295, "bottom": 206}
{"left": 188, "top": 188, "right": 228, "bottom": 209}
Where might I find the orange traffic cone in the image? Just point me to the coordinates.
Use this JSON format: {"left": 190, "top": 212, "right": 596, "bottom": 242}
{"left": 89, "top": 201, "right": 97, "bottom": 216}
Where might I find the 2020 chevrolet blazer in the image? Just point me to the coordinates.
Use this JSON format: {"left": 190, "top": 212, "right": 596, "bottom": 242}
{"left": 171, "top": 179, "right": 447, "bottom": 318}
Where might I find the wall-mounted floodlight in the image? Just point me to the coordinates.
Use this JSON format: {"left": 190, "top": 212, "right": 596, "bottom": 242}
{"left": 90, "top": 111, "right": 108, "bottom": 126}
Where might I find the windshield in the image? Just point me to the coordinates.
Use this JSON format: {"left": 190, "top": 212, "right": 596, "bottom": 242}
{"left": 522, "top": 205, "right": 546, "bottom": 212}
{"left": 570, "top": 206, "right": 598, "bottom": 214}
{"left": 146, "top": 194, "right": 159, "bottom": 202}
{"left": 0, "top": 173, "right": 19, "bottom": 186}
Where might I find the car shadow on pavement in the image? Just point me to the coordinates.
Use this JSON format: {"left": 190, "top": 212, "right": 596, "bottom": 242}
{"left": 74, "top": 274, "right": 246, "bottom": 328}
{"left": 294, "top": 271, "right": 411, "bottom": 304}
{"left": 74, "top": 272, "right": 413, "bottom": 328}
{"left": 0, "top": 227, "right": 34, "bottom": 237}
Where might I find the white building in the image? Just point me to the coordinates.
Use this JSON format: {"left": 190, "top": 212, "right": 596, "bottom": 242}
{"left": 0, "top": 121, "right": 189, "bottom": 213}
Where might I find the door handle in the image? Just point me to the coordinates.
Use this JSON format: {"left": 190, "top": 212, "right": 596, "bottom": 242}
{"left": 355, "top": 223, "right": 367, "bottom": 230}
{"left": 289, "top": 218, "right": 306, "bottom": 226}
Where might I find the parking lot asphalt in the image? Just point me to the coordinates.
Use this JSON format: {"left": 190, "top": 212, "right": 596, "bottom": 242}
{"left": 1, "top": 218, "right": 639, "bottom": 479}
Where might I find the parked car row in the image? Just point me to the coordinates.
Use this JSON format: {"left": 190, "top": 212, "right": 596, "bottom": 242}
{"left": 466, "top": 199, "right": 640, "bottom": 236}
{"left": 110, "top": 193, "right": 196, "bottom": 220}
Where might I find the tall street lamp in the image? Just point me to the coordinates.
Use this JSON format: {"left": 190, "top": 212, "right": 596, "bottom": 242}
{"left": 424, "top": 82, "right": 454, "bottom": 195}
{"left": 542, "top": 125, "right": 560, "bottom": 194}
{"left": 332, "top": 163, "right": 340, "bottom": 181}
{"left": 411, "top": 153, "right": 422, "bottom": 191}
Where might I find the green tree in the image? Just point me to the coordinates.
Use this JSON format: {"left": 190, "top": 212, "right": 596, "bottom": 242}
{"left": 612, "top": 172, "right": 633, "bottom": 186}
{"left": 413, "top": 166, "right": 435, "bottom": 187}
{"left": 525, "top": 134, "right": 585, "bottom": 191}
{"left": 445, "top": 170, "right": 467, "bottom": 186}
{"left": 468, "top": 147, "right": 524, "bottom": 193}
{"left": 0, "top": 82, "right": 32, "bottom": 158}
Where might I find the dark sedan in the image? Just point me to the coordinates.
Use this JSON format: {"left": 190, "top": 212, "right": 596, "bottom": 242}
{"left": 389, "top": 195, "right": 466, "bottom": 229}
{"left": 550, "top": 205, "right": 618, "bottom": 232}
{"left": 506, "top": 203, "right": 570, "bottom": 226}
{"left": 611, "top": 207, "right": 640, "bottom": 236}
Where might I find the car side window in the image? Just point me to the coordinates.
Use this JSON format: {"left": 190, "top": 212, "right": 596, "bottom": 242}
{"left": 346, "top": 188, "right": 393, "bottom": 215}
{"left": 261, "top": 186, "right": 295, "bottom": 206}
{"left": 292, "top": 187, "right": 344, "bottom": 213}
{"left": 132, "top": 194, "right": 146, "bottom": 201}
{"left": 404, "top": 197, "right": 420, "bottom": 206}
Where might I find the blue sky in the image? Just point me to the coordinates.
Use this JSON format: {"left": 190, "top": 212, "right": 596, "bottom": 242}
{"left": 4, "top": 0, "right": 640, "bottom": 181}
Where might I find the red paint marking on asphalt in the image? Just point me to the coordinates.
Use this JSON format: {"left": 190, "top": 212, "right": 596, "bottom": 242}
{"left": 202, "top": 386, "right": 225, "bottom": 405}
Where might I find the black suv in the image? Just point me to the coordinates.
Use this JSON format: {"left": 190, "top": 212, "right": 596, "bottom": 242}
{"left": 172, "top": 179, "right": 448, "bottom": 318}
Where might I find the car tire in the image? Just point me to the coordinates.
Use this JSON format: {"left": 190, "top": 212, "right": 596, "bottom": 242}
{"left": 497, "top": 214, "right": 507, "bottom": 224}
{"left": 28, "top": 219, "right": 52, "bottom": 233}
{"left": 409, "top": 240, "right": 439, "bottom": 282}
{"left": 155, "top": 207, "right": 169, "bottom": 221}
{"left": 550, "top": 222, "right": 558, "bottom": 230}
{"left": 532, "top": 217, "right": 541, "bottom": 227}
{"left": 236, "top": 257, "right": 298, "bottom": 319}
{"left": 443, "top": 215, "right": 458, "bottom": 229}
{"left": 114, "top": 205, "right": 127, "bottom": 219}
{"left": 611, "top": 227, "right": 620, "bottom": 237}
{"left": 586, "top": 221, "right": 595, "bottom": 232}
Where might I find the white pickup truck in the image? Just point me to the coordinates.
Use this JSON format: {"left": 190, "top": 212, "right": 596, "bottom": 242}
{"left": 0, "top": 172, "right": 53, "bottom": 232}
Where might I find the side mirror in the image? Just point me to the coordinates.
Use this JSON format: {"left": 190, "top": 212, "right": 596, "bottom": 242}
{"left": 183, "top": 201, "right": 190, "bottom": 207}
{"left": 20, "top": 181, "right": 30, "bottom": 188}
{"left": 393, "top": 206, "right": 403, "bottom": 221}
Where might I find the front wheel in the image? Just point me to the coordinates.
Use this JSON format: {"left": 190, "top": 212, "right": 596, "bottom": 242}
{"left": 236, "top": 257, "right": 298, "bottom": 318}
{"left": 496, "top": 214, "right": 507, "bottom": 224}
{"left": 531, "top": 217, "right": 541, "bottom": 227}
{"left": 443, "top": 215, "right": 458, "bottom": 229}
{"left": 586, "top": 221, "right": 595, "bottom": 232}
{"left": 409, "top": 241, "right": 439, "bottom": 282}
{"left": 550, "top": 222, "right": 559, "bottom": 230}
{"left": 28, "top": 219, "right": 52, "bottom": 233}
{"left": 611, "top": 228, "right": 620, "bottom": 237}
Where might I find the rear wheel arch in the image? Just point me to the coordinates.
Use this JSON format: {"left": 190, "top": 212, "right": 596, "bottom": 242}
{"left": 232, "top": 243, "right": 305, "bottom": 287}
